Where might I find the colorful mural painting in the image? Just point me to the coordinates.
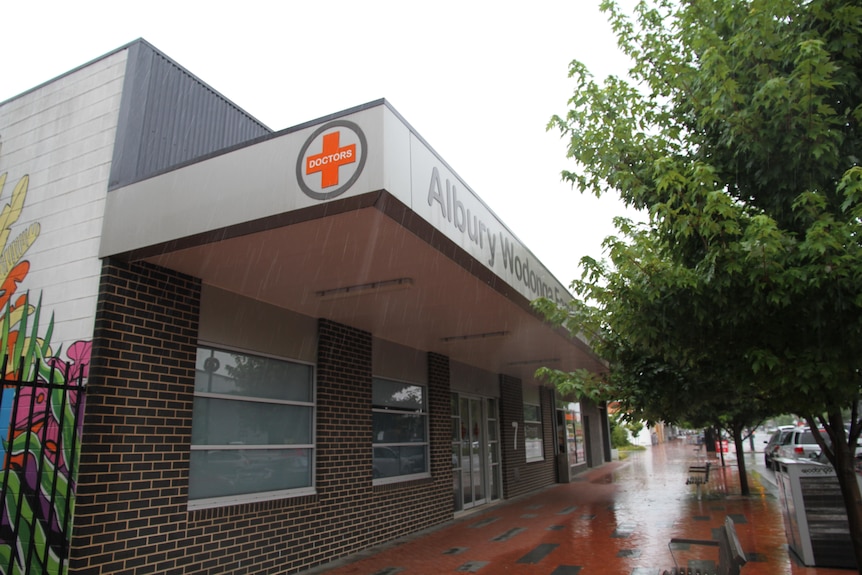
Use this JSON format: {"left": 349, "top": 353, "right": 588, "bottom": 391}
{"left": 0, "top": 161, "right": 91, "bottom": 574}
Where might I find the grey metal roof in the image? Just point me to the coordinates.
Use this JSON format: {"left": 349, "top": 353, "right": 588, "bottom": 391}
{"left": 109, "top": 39, "right": 272, "bottom": 190}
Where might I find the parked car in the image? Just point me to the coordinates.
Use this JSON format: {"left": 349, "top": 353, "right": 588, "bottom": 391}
{"left": 777, "top": 427, "right": 827, "bottom": 461}
{"left": 763, "top": 425, "right": 795, "bottom": 468}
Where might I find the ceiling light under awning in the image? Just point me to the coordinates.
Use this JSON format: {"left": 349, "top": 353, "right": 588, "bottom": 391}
{"left": 441, "top": 331, "right": 510, "bottom": 343}
{"left": 315, "top": 277, "right": 414, "bottom": 300}
{"left": 506, "top": 358, "right": 561, "bottom": 367}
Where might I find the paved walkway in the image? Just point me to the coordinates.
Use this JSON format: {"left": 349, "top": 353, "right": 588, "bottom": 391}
{"left": 302, "top": 438, "right": 856, "bottom": 575}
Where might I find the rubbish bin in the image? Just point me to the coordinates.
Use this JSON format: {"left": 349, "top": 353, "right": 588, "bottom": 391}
{"left": 774, "top": 458, "right": 858, "bottom": 569}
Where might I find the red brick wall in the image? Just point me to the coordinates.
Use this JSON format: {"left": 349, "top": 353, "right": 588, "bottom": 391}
{"left": 499, "top": 376, "right": 557, "bottom": 499}
{"left": 70, "top": 262, "right": 452, "bottom": 574}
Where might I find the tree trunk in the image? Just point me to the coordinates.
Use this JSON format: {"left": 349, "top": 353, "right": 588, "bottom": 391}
{"left": 833, "top": 448, "right": 862, "bottom": 573}
{"left": 704, "top": 427, "right": 716, "bottom": 454}
{"left": 823, "top": 411, "right": 862, "bottom": 572}
{"left": 732, "top": 425, "right": 750, "bottom": 497}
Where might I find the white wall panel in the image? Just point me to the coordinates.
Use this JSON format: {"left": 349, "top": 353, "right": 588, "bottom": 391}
{"left": 0, "top": 50, "right": 127, "bottom": 364}
{"left": 373, "top": 338, "right": 427, "bottom": 384}
{"left": 450, "top": 361, "right": 499, "bottom": 397}
{"left": 199, "top": 286, "right": 318, "bottom": 364}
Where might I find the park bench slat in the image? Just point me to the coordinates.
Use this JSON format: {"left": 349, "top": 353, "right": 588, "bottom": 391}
{"left": 665, "top": 516, "right": 747, "bottom": 575}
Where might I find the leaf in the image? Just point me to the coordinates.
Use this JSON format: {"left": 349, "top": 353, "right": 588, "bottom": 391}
{"left": 0, "top": 174, "right": 28, "bottom": 255}
{"left": 0, "top": 261, "right": 30, "bottom": 311}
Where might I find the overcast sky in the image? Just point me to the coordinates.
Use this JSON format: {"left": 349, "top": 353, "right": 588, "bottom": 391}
{"left": 2, "top": 0, "right": 641, "bottom": 288}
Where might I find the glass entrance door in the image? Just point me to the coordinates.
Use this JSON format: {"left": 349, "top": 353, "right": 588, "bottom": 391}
{"left": 452, "top": 395, "right": 500, "bottom": 511}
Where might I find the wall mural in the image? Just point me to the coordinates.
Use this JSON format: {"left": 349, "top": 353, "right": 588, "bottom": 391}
{"left": 0, "top": 159, "right": 92, "bottom": 575}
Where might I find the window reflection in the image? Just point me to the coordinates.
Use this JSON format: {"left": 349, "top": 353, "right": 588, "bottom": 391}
{"left": 190, "top": 347, "right": 315, "bottom": 503}
{"left": 372, "top": 378, "right": 428, "bottom": 481}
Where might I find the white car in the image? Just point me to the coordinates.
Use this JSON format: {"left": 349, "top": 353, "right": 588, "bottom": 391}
{"left": 777, "top": 427, "right": 826, "bottom": 460}
{"left": 763, "top": 426, "right": 795, "bottom": 468}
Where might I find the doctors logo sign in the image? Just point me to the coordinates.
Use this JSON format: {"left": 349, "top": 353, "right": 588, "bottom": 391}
{"left": 296, "top": 120, "right": 367, "bottom": 200}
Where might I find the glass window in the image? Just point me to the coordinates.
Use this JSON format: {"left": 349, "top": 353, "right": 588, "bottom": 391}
{"left": 189, "top": 347, "right": 314, "bottom": 507}
{"left": 557, "top": 400, "right": 585, "bottom": 466}
{"left": 487, "top": 398, "right": 501, "bottom": 501}
{"left": 372, "top": 378, "right": 428, "bottom": 483}
{"left": 524, "top": 403, "right": 544, "bottom": 461}
{"left": 569, "top": 402, "right": 585, "bottom": 465}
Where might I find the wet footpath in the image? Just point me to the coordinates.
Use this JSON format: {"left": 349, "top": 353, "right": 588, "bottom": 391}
{"left": 303, "top": 438, "right": 856, "bottom": 575}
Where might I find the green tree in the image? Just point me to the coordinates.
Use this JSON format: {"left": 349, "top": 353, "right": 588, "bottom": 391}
{"left": 625, "top": 419, "right": 645, "bottom": 440}
{"left": 544, "top": 0, "right": 862, "bottom": 562}
{"left": 536, "top": 288, "right": 772, "bottom": 497}
{"left": 609, "top": 415, "right": 631, "bottom": 448}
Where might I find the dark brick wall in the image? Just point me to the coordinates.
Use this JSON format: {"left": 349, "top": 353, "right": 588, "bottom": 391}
{"left": 70, "top": 259, "right": 201, "bottom": 574}
{"left": 70, "top": 264, "right": 453, "bottom": 574}
{"left": 423, "top": 352, "right": 453, "bottom": 513}
{"left": 582, "top": 397, "right": 610, "bottom": 467}
{"left": 499, "top": 376, "right": 557, "bottom": 500}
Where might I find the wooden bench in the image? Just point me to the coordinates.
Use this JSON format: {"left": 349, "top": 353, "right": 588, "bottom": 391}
{"left": 686, "top": 462, "right": 711, "bottom": 499}
{"left": 664, "top": 516, "right": 747, "bottom": 575}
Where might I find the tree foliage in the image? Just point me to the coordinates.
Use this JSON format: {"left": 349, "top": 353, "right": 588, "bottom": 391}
{"left": 542, "top": 0, "right": 862, "bottom": 561}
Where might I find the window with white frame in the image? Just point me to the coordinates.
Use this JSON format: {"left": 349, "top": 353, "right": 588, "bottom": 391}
{"left": 372, "top": 378, "right": 428, "bottom": 483}
{"left": 523, "top": 385, "right": 544, "bottom": 461}
{"left": 189, "top": 346, "right": 314, "bottom": 507}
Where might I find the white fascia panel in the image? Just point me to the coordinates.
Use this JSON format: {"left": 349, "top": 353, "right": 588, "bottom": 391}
{"left": 407, "top": 132, "right": 571, "bottom": 305}
{"left": 100, "top": 105, "right": 387, "bottom": 257}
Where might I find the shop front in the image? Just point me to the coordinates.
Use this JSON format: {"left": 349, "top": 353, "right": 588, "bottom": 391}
{"left": 0, "top": 39, "right": 609, "bottom": 574}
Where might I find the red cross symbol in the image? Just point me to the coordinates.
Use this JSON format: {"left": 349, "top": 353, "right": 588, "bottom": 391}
{"left": 305, "top": 131, "right": 356, "bottom": 188}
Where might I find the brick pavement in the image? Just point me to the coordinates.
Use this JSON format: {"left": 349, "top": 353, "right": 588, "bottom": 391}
{"left": 301, "top": 439, "right": 856, "bottom": 575}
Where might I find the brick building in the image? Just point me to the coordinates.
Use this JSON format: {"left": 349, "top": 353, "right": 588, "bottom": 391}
{"left": 0, "top": 39, "right": 609, "bottom": 574}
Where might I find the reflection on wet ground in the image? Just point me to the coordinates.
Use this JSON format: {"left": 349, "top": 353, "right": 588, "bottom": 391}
{"left": 303, "top": 439, "right": 855, "bottom": 574}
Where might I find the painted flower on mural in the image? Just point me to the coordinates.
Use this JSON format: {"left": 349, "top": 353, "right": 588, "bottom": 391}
{"left": 9, "top": 384, "right": 67, "bottom": 469}
{"left": 48, "top": 340, "right": 92, "bottom": 382}
{"left": 0, "top": 163, "right": 88, "bottom": 573}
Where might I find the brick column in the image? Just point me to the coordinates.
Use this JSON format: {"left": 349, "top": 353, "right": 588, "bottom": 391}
{"left": 499, "top": 376, "right": 557, "bottom": 499}
{"left": 315, "top": 318, "right": 373, "bottom": 500}
{"left": 427, "top": 353, "right": 451, "bottom": 482}
{"left": 70, "top": 260, "right": 201, "bottom": 574}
